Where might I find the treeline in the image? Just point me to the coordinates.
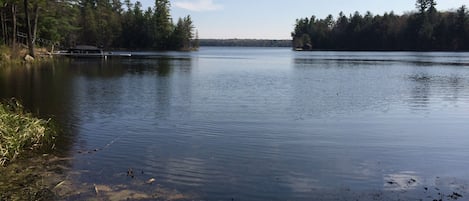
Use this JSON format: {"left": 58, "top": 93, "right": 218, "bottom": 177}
{"left": 292, "top": 0, "right": 469, "bottom": 51}
{"left": 199, "top": 39, "right": 291, "bottom": 47}
{"left": 0, "top": 0, "right": 197, "bottom": 56}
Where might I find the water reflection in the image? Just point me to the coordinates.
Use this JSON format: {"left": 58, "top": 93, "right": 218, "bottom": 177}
{"left": 292, "top": 57, "right": 399, "bottom": 119}
{"left": 0, "top": 62, "right": 72, "bottom": 118}
{"left": 293, "top": 52, "right": 469, "bottom": 115}
{"left": 407, "top": 72, "right": 469, "bottom": 111}
{"left": 290, "top": 51, "right": 469, "bottom": 200}
{"left": 294, "top": 51, "right": 469, "bottom": 66}
{"left": 0, "top": 61, "right": 77, "bottom": 156}
{"left": 2, "top": 49, "right": 469, "bottom": 200}
{"left": 0, "top": 56, "right": 195, "bottom": 183}
{"left": 408, "top": 73, "right": 432, "bottom": 110}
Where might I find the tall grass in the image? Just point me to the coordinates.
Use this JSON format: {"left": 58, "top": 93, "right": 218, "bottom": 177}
{"left": 0, "top": 45, "right": 11, "bottom": 63}
{"left": 0, "top": 99, "right": 56, "bottom": 166}
{"left": 0, "top": 45, "right": 22, "bottom": 64}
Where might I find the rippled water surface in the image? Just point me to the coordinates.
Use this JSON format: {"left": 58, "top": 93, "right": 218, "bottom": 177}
{"left": 2, "top": 48, "right": 469, "bottom": 200}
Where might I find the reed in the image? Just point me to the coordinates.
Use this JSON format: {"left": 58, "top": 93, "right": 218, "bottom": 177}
{"left": 0, "top": 99, "right": 56, "bottom": 166}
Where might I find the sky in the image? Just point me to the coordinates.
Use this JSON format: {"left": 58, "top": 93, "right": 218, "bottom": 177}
{"left": 136, "top": 0, "right": 469, "bottom": 39}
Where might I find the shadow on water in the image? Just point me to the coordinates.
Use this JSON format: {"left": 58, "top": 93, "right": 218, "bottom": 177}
{"left": 0, "top": 57, "right": 197, "bottom": 200}
{"left": 0, "top": 60, "right": 76, "bottom": 156}
{"left": 0, "top": 61, "right": 77, "bottom": 200}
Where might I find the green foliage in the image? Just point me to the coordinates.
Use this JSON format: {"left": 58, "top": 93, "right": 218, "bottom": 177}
{"left": 292, "top": 0, "right": 469, "bottom": 51}
{"left": 198, "top": 39, "right": 291, "bottom": 47}
{"left": 152, "top": 0, "right": 172, "bottom": 49}
{"left": 0, "top": 0, "right": 196, "bottom": 50}
{"left": 0, "top": 99, "right": 56, "bottom": 166}
{"left": 172, "top": 16, "right": 195, "bottom": 50}
{"left": 416, "top": 0, "right": 437, "bottom": 14}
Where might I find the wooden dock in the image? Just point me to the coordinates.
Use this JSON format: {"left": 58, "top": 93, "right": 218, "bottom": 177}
{"left": 53, "top": 51, "right": 132, "bottom": 58}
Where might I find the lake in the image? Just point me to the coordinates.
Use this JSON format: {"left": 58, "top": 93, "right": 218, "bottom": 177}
{"left": 1, "top": 47, "right": 469, "bottom": 200}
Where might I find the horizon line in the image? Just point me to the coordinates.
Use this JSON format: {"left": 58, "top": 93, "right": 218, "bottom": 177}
{"left": 199, "top": 38, "right": 292, "bottom": 41}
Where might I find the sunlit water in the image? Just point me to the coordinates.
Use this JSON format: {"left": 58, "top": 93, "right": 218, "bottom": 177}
{"left": 1, "top": 47, "right": 469, "bottom": 200}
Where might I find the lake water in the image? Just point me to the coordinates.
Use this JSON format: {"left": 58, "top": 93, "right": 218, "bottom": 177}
{"left": 1, "top": 47, "right": 469, "bottom": 200}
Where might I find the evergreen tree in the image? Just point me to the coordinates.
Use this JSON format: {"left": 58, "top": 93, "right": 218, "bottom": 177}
{"left": 153, "top": 0, "right": 172, "bottom": 49}
{"left": 1, "top": 0, "right": 198, "bottom": 51}
{"left": 79, "top": 0, "right": 98, "bottom": 45}
{"left": 292, "top": 0, "right": 469, "bottom": 51}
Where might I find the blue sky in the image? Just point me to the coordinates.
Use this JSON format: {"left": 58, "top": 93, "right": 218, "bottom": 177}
{"left": 136, "top": 0, "right": 469, "bottom": 39}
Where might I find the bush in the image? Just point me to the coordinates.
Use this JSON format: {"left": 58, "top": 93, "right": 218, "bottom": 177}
{"left": 0, "top": 99, "right": 56, "bottom": 166}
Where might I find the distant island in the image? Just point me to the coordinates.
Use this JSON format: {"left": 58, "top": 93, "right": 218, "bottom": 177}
{"left": 199, "top": 39, "right": 291, "bottom": 47}
{"left": 292, "top": 0, "right": 469, "bottom": 51}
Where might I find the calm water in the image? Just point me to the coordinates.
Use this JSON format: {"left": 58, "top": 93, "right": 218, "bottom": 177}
{"left": 2, "top": 47, "right": 469, "bottom": 200}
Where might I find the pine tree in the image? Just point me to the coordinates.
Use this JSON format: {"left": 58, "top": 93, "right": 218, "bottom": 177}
{"left": 153, "top": 0, "right": 172, "bottom": 49}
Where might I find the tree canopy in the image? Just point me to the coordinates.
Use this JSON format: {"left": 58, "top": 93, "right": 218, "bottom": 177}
{"left": 0, "top": 0, "right": 198, "bottom": 52}
{"left": 292, "top": 0, "right": 469, "bottom": 51}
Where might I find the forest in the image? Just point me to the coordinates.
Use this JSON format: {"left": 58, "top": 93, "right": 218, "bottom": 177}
{"left": 199, "top": 39, "right": 291, "bottom": 47}
{"left": 292, "top": 0, "right": 469, "bottom": 51}
{"left": 0, "top": 0, "right": 197, "bottom": 56}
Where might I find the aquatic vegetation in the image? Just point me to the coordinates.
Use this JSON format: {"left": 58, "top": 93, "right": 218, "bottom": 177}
{"left": 0, "top": 99, "right": 56, "bottom": 166}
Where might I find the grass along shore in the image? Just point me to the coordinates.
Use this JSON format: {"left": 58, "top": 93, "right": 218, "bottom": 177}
{"left": 0, "top": 99, "right": 56, "bottom": 166}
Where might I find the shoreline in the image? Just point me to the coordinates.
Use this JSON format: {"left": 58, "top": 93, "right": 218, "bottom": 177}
{"left": 0, "top": 45, "right": 54, "bottom": 65}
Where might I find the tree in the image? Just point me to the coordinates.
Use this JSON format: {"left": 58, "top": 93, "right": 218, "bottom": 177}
{"left": 1, "top": 0, "right": 197, "bottom": 51}
{"left": 292, "top": 0, "right": 469, "bottom": 51}
{"left": 455, "top": 5, "right": 468, "bottom": 49}
{"left": 79, "top": 0, "right": 98, "bottom": 45}
{"left": 171, "top": 15, "right": 194, "bottom": 50}
{"left": 4, "top": 2, "right": 18, "bottom": 48}
{"left": 192, "top": 29, "right": 199, "bottom": 49}
{"left": 23, "top": 0, "right": 34, "bottom": 57}
{"left": 181, "top": 15, "right": 194, "bottom": 49}
{"left": 416, "top": 0, "right": 429, "bottom": 14}
{"left": 1, "top": 2, "right": 6, "bottom": 44}
{"left": 41, "top": 0, "right": 80, "bottom": 48}
{"left": 153, "top": 0, "right": 172, "bottom": 49}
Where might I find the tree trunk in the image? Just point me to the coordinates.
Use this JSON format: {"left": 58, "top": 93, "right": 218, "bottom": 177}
{"left": 12, "top": 4, "right": 16, "bottom": 47}
{"left": 1, "top": 7, "right": 6, "bottom": 45}
{"left": 23, "top": 0, "right": 34, "bottom": 57}
{"left": 32, "top": 3, "right": 39, "bottom": 44}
